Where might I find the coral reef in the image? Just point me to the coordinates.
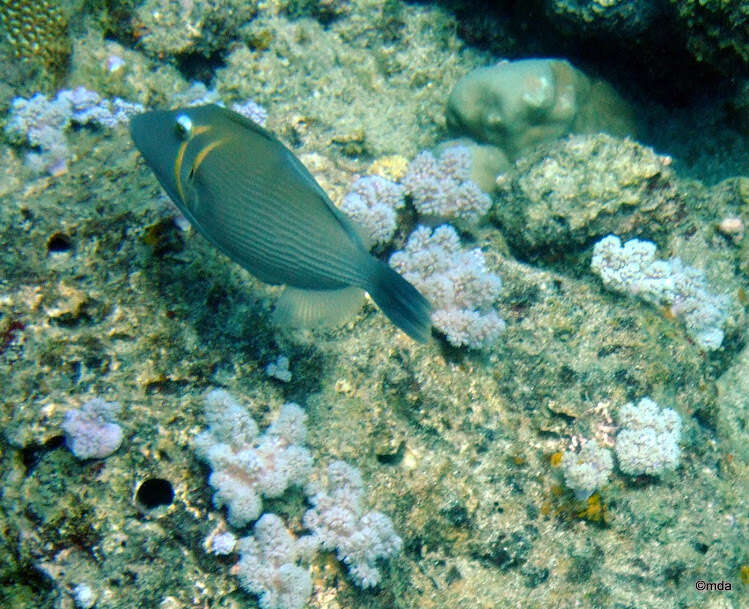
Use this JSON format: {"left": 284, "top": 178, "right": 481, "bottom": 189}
{"left": 195, "top": 392, "right": 404, "bottom": 599}
{"left": 561, "top": 440, "right": 614, "bottom": 500}
{"left": 670, "top": 0, "right": 748, "bottom": 76}
{"left": 233, "top": 513, "right": 316, "bottom": 609}
{"left": 402, "top": 145, "right": 492, "bottom": 226}
{"left": 231, "top": 98, "right": 268, "bottom": 126}
{"left": 591, "top": 234, "right": 731, "bottom": 350}
{"left": 133, "top": 0, "right": 259, "bottom": 60}
{"left": 389, "top": 225, "right": 504, "bottom": 349}
{"left": 368, "top": 155, "right": 410, "bottom": 182}
{"left": 207, "top": 531, "right": 238, "bottom": 555}
{"left": 339, "top": 175, "right": 405, "bottom": 246}
{"left": 170, "top": 81, "right": 222, "bottom": 106}
{"left": 0, "top": 1, "right": 747, "bottom": 608}
{"left": 715, "top": 343, "right": 749, "bottom": 464}
{"left": 0, "top": 0, "right": 70, "bottom": 86}
{"left": 491, "top": 133, "right": 680, "bottom": 258}
{"left": 214, "top": 4, "right": 475, "bottom": 159}
{"left": 304, "top": 461, "right": 402, "bottom": 588}
{"left": 72, "top": 582, "right": 96, "bottom": 609}
{"left": 265, "top": 354, "right": 292, "bottom": 382}
{"left": 4, "top": 87, "right": 143, "bottom": 174}
{"left": 61, "top": 397, "right": 123, "bottom": 460}
{"left": 194, "top": 389, "right": 312, "bottom": 527}
{"left": 543, "top": 0, "right": 662, "bottom": 36}
{"left": 446, "top": 59, "right": 635, "bottom": 160}
{"left": 433, "top": 138, "right": 510, "bottom": 194}
{"left": 615, "top": 397, "right": 682, "bottom": 476}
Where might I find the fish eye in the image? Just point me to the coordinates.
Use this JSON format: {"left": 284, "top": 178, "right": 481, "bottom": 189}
{"left": 174, "top": 114, "right": 193, "bottom": 140}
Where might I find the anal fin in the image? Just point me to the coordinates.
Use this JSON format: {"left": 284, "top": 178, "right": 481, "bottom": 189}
{"left": 273, "top": 285, "right": 366, "bottom": 329}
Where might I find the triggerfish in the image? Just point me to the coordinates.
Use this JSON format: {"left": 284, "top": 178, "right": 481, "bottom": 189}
{"left": 130, "top": 104, "right": 431, "bottom": 342}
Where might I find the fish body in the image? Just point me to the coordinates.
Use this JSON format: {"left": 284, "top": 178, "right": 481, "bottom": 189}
{"left": 130, "top": 104, "right": 431, "bottom": 341}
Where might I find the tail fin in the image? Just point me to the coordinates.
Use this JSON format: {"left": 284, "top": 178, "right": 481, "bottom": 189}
{"left": 366, "top": 258, "right": 432, "bottom": 342}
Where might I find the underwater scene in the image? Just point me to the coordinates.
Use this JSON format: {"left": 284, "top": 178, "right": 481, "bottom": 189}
{"left": 0, "top": 1, "right": 747, "bottom": 608}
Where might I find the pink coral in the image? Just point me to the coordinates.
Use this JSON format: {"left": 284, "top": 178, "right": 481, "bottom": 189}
{"left": 61, "top": 397, "right": 123, "bottom": 460}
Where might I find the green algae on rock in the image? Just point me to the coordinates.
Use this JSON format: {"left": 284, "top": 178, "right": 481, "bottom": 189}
{"left": 491, "top": 133, "right": 681, "bottom": 259}
{"left": 669, "top": 0, "right": 748, "bottom": 76}
{"left": 544, "top": 0, "right": 662, "bottom": 36}
{"left": 132, "top": 0, "right": 259, "bottom": 61}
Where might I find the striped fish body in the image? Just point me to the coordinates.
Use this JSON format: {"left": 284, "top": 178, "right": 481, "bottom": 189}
{"left": 130, "top": 105, "right": 431, "bottom": 342}
{"left": 132, "top": 105, "right": 368, "bottom": 289}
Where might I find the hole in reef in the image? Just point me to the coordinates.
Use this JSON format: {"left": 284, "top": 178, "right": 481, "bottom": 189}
{"left": 175, "top": 49, "right": 225, "bottom": 86}
{"left": 135, "top": 477, "right": 174, "bottom": 509}
{"left": 47, "top": 232, "right": 72, "bottom": 253}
